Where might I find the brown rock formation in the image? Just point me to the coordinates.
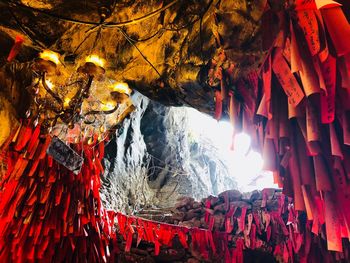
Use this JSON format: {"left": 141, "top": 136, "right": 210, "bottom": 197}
{"left": 0, "top": 0, "right": 279, "bottom": 115}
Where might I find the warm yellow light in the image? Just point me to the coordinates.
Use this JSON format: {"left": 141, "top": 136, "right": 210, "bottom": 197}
{"left": 101, "top": 102, "right": 115, "bottom": 111}
{"left": 85, "top": 55, "right": 105, "bottom": 68}
{"left": 39, "top": 50, "right": 60, "bottom": 65}
{"left": 63, "top": 98, "right": 71, "bottom": 107}
{"left": 45, "top": 79, "right": 54, "bottom": 90}
{"left": 112, "top": 82, "right": 131, "bottom": 95}
{"left": 87, "top": 137, "right": 94, "bottom": 145}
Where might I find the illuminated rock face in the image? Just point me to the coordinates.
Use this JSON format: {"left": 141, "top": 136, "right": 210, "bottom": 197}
{"left": 0, "top": 0, "right": 275, "bottom": 115}
{"left": 0, "top": 97, "right": 18, "bottom": 148}
{"left": 100, "top": 95, "right": 153, "bottom": 214}
{"left": 100, "top": 94, "right": 236, "bottom": 213}
{"left": 0, "top": 63, "right": 33, "bottom": 149}
{"left": 140, "top": 100, "right": 237, "bottom": 206}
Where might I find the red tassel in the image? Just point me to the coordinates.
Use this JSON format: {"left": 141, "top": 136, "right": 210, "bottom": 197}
{"left": 320, "top": 55, "right": 336, "bottom": 124}
{"left": 321, "top": 6, "right": 350, "bottom": 56}
{"left": 39, "top": 136, "right": 52, "bottom": 159}
{"left": 232, "top": 238, "right": 244, "bottom": 263}
{"left": 125, "top": 231, "right": 133, "bottom": 252}
{"left": 98, "top": 141, "right": 105, "bottom": 160}
{"left": 176, "top": 227, "right": 188, "bottom": 249}
{"left": 250, "top": 224, "right": 256, "bottom": 249}
{"left": 205, "top": 200, "right": 211, "bottom": 223}
{"left": 215, "top": 90, "right": 223, "bottom": 120}
{"left": 13, "top": 157, "right": 30, "bottom": 180}
{"left": 7, "top": 35, "right": 24, "bottom": 62}
{"left": 25, "top": 124, "right": 41, "bottom": 156}
{"left": 154, "top": 227, "right": 160, "bottom": 256}
{"left": 14, "top": 124, "right": 33, "bottom": 152}
{"left": 239, "top": 207, "right": 247, "bottom": 233}
{"left": 206, "top": 230, "right": 216, "bottom": 254}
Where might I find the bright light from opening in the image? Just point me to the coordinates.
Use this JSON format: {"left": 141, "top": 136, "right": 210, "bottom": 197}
{"left": 247, "top": 151, "right": 264, "bottom": 172}
{"left": 187, "top": 108, "right": 278, "bottom": 192}
{"left": 233, "top": 133, "right": 251, "bottom": 154}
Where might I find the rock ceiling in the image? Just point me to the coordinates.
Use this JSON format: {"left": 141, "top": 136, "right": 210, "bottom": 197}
{"left": 0, "top": 0, "right": 282, "bottom": 115}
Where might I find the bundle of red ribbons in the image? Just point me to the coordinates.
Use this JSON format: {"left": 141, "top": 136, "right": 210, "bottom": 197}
{"left": 0, "top": 119, "right": 116, "bottom": 262}
{"left": 0, "top": 121, "right": 349, "bottom": 262}
{"left": 115, "top": 189, "right": 350, "bottom": 262}
{"left": 211, "top": 0, "right": 350, "bottom": 255}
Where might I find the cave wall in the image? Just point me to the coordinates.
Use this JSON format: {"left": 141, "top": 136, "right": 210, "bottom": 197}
{"left": 100, "top": 94, "right": 153, "bottom": 214}
{"left": 141, "top": 101, "right": 237, "bottom": 206}
{"left": 0, "top": 96, "right": 18, "bottom": 148}
{"left": 100, "top": 93, "right": 236, "bottom": 213}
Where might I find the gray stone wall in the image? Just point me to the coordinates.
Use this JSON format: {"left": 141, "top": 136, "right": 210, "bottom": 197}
{"left": 100, "top": 93, "right": 236, "bottom": 213}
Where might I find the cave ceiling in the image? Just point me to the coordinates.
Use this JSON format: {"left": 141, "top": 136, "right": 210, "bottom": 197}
{"left": 0, "top": 0, "right": 283, "bottom": 115}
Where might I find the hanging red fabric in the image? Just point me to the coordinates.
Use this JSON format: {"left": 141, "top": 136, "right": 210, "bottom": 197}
{"left": 215, "top": 90, "right": 223, "bottom": 120}
{"left": 7, "top": 35, "right": 24, "bottom": 62}
{"left": 320, "top": 55, "right": 336, "bottom": 123}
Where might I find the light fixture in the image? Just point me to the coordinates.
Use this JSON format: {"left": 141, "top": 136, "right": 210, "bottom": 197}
{"left": 85, "top": 55, "right": 106, "bottom": 68}
{"left": 22, "top": 7, "right": 136, "bottom": 144}
{"left": 112, "top": 82, "right": 132, "bottom": 95}
{"left": 27, "top": 50, "right": 134, "bottom": 143}
{"left": 39, "top": 50, "right": 61, "bottom": 65}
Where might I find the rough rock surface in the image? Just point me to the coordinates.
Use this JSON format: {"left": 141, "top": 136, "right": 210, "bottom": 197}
{"left": 100, "top": 95, "right": 153, "bottom": 214}
{"left": 141, "top": 102, "right": 236, "bottom": 207}
{"left": 100, "top": 93, "right": 236, "bottom": 213}
{"left": 0, "top": 0, "right": 281, "bottom": 115}
{"left": 119, "top": 188, "right": 283, "bottom": 263}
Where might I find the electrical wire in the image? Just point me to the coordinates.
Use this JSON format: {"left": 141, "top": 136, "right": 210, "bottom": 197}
{"left": 7, "top": 7, "right": 46, "bottom": 50}
{"left": 73, "top": 27, "right": 99, "bottom": 54}
{"left": 163, "top": 16, "right": 200, "bottom": 32}
{"left": 6, "top": 0, "right": 180, "bottom": 28}
{"left": 7, "top": 0, "right": 216, "bottom": 94}
{"left": 126, "top": 27, "right": 165, "bottom": 43}
{"left": 117, "top": 28, "right": 162, "bottom": 77}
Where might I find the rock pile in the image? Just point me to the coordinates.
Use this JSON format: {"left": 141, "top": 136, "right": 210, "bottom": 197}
{"left": 116, "top": 188, "right": 285, "bottom": 263}
{"left": 169, "top": 189, "right": 282, "bottom": 230}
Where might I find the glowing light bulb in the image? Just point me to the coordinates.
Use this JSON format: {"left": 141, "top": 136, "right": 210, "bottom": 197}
{"left": 101, "top": 102, "right": 115, "bottom": 111}
{"left": 87, "top": 137, "right": 94, "bottom": 145}
{"left": 63, "top": 98, "right": 71, "bottom": 107}
{"left": 74, "top": 137, "right": 80, "bottom": 144}
{"left": 85, "top": 55, "right": 105, "bottom": 68}
{"left": 112, "top": 82, "right": 131, "bottom": 94}
{"left": 39, "top": 50, "right": 60, "bottom": 65}
{"left": 45, "top": 79, "right": 54, "bottom": 90}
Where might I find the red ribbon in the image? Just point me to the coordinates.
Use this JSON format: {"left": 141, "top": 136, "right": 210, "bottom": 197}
{"left": 215, "top": 90, "right": 223, "bottom": 120}
{"left": 7, "top": 35, "right": 24, "bottom": 62}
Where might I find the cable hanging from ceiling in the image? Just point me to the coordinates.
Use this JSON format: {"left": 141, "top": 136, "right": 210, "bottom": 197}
{"left": 5, "top": 0, "right": 180, "bottom": 27}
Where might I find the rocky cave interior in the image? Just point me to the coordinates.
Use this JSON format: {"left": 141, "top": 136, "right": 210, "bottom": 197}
{"left": 0, "top": 0, "right": 350, "bottom": 262}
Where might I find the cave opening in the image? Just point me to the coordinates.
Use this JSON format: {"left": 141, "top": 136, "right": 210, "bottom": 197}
{"left": 186, "top": 108, "right": 278, "bottom": 192}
